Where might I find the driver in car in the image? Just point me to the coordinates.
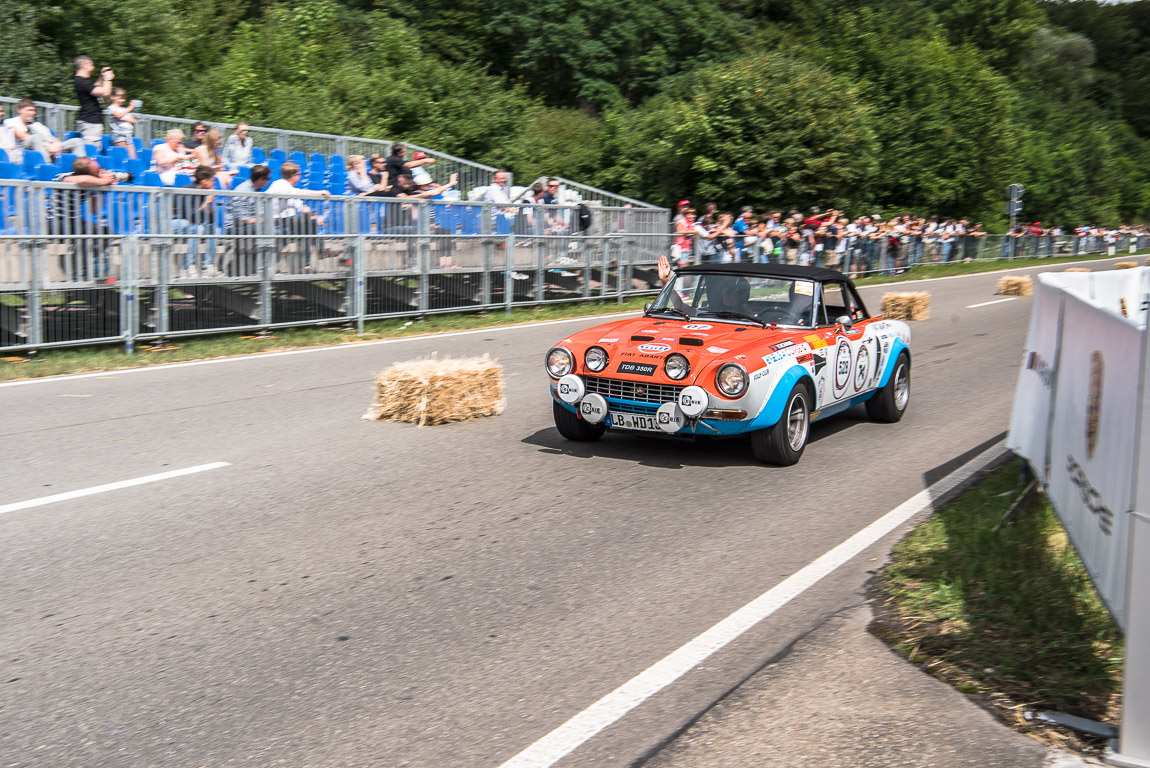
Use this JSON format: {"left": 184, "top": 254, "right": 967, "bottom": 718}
{"left": 657, "top": 255, "right": 753, "bottom": 316}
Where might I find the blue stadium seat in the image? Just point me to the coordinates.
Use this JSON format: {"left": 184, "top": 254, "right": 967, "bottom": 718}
{"left": 0, "top": 148, "right": 7, "bottom": 163}
{"left": 56, "top": 152, "right": 77, "bottom": 171}
{"left": 22, "top": 150, "right": 47, "bottom": 173}
{"left": 460, "top": 206, "right": 481, "bottom": 235}
{"left": 139, "top": 149, "right": 152, "bottom": 167}
{"left": 251, "top": 146, "right": 267, "bottom": 165}
{"left": 65, "top": 131, "right": 82, "bottom": 141}
{"left": 151, "top": 138, "right": 164, "bottom": 147}
{"left": 270, "top": 149, "right": 286, "bottom": 163}
{"left": 172, "top": 175, "right": 192, "bottom": 187}
{"left": 101, "top": 135, "right": 112, "bottom": 153}
{"left": 309, "top": 152, "right": 324, "bottom": 165}
{"left": 268, "top": 161, "right": 282, "bottom": 180}
{"left": 0, "top": 162, "right": 22, "bottom": 179}
{"left": 36, "top": 164, "right": 58, "bottom": 181}
{"left": 124, "top": 158, "right": 145, "bottom": 177}
{"left": 132, "top": 137, "right": 143, "bottom": 152}
{"left": 494, "top": 212, "right": 512, "bottom": 235}
{"left": 83, "top": 144, "right": 98, "bottom": 157}
{"left": 139, "top": 171, "right": 163, "bottom": 187}
{"left": 329, "top": 178, "right": 348, "bottom": 195}
{"left": 329, "top": 154, "right": 346, "bottom": 171}
{"left": 234, "top": 166, "right": 251, "bottom": 183}
{"left": 109, "top": 145, "right": 130, "bottom": 169}
{"left": 306, "top": 176, "right": 325, "bottom": 191}
{"left": 289, "top": 150, "right": 306, "bottom": 167}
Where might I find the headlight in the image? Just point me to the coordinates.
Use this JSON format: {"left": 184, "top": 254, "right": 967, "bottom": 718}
{"left": 546, "top": 347, "right": 574, "bottom": 378}
{"left": 585, "top": 346, "right": 609, "bottom": 373}
{"left": 716, "top": 363, "right": 748, "bottom": 398}
{"left": 665, "top": 353, "right": 689, "bottom": 380}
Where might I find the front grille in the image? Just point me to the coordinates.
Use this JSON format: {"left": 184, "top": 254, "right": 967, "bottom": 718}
{"left": 585, "top": 376, "right": 685, "bottom": 404}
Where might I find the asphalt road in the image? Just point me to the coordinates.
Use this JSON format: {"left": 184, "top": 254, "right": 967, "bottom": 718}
{"left": 0, "top": 260, "right": 1120, "bottom": 767}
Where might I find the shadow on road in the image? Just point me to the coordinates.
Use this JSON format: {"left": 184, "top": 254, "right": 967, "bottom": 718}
{"left": 520, "top": 407, "right": 875, "bottom": 469}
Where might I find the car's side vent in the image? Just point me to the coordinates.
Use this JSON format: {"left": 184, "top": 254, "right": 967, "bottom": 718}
{"left": 679, "top": 337, "right": 704, "bottom": 347}
{"left": 631, "top": 335, "right": 655, "bottom": 341}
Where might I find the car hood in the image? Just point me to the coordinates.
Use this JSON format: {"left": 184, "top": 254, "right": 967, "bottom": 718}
{"left": 558, "top": 315, "right": 809, "bottom": 381}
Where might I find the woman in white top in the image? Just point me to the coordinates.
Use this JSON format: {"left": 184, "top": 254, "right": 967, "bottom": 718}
{"left": 192, "top": 129, "right": 236, "bottom": 188}
{"left": 222, "top": 123, "right": 253, "bottom": 169}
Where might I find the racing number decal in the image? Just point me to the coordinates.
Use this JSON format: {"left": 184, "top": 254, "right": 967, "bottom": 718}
{"left": 853, "top": 345, "right": 871, "bottom": 392}
{"left": 834, "top": 338, "right": 852, "bottom": 395}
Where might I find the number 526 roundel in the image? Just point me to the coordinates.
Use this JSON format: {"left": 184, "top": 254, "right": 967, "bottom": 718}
{"left": 544, "top": 263, "right": 911, "bottom": 466}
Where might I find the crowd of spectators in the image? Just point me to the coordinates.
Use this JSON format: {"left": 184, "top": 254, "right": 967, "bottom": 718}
{"left": 673, "top": 200, "right": 1150, "bottom": 276}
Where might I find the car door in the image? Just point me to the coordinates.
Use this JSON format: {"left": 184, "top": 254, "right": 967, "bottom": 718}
{"left": 811, "top": 280, "right": 878, "bottom": 406}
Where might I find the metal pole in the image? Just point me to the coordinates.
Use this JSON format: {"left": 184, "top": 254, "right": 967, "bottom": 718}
{"left": 1110, "top": 512, "right": 1150, "bottom": 767}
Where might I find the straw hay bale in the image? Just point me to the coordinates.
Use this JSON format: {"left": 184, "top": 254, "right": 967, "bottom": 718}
{"left": 363, "top": 355, "right": 504, "bottom": 426}
{"left": 996, "top": 276, "right": 1033, "bottom": 296}
{"left": 880, "top": 291, "right": 931, "bottom": 321}
{"left": 1115, "top": 261, "right": 1137, "bottom": 270}
{"left": 1065, "top": 267, "right": 1092, "bottom": 272}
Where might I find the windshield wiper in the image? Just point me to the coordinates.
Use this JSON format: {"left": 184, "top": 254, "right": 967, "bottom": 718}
{"left": 699, "top": 311, "right": 767, "bottom": 328}
{"left": 646, "top": 306, "right": 691, "bottom": 321}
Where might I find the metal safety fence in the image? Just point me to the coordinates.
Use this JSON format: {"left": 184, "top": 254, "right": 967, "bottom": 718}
{"left": 0, "top": 179, "right": 672, "bottom": 353}
{"left": 1, "top": 96, "right": 661, "bottom": 209}
{"left": 674, "top": 231, "right": 1150, "bottom": 277}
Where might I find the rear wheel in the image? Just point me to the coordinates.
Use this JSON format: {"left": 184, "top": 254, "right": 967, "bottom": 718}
{"left": 866, "top": 351, "right": 910, "bottom": 423}
{"left": 553, "top": 400, "right": 606, "bottom": 442}
{"left": 751, "top": 383, "right": 810, "bottom": 466}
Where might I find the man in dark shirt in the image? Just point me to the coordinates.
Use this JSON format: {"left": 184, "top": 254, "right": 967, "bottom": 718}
{"left": 183, "top": 123, "right": 207, "bottom": 150}
{"left": 73, "top": 55, "right": 113, "bottom": 145}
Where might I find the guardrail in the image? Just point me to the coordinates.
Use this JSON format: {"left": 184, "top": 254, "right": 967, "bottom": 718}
{"left": 0, "top": 179, "right": 672, "bottom": 352}
{"left": 1, "top": 96, "right": 663, "bottom": 209}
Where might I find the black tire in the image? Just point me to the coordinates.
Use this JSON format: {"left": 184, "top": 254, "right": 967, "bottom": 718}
{"left": 751, "top": 383, "right": 810, "bottom": 466}
{"left": 553, "top": 400, "right": 606, "bottom": 442}
{"left": 866, "top": 351, "right": 910, "bottom": 423}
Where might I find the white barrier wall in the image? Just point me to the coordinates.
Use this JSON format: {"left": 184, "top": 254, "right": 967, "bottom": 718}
{"left": 1008, "top": 267, "right": 1150, "bottom": 766}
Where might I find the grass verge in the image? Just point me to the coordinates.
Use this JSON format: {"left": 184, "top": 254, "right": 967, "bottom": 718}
{"left": 869, "top": 458, "right": 1124, "bottom": 757}
{"left": 0, "top": 250, "right": 1141, "bottom": 382}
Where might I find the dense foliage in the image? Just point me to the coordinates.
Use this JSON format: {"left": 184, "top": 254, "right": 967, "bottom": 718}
{"left": 4, "top": 0, "right": 1150, "bottom": 227}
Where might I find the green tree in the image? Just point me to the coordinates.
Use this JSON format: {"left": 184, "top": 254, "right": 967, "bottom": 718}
{"left": 597, "top": 54, "right": 878, "bottom": 211}
{"left": 0, "top": 2, "right": 67, "bottom": 102}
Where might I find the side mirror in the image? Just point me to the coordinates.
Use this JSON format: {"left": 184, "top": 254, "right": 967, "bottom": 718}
{"left": 836, "top": 315, "right": 853, "bottom": 330}
{"left": 644, "top": 303, "right": 652, "bottom": 313}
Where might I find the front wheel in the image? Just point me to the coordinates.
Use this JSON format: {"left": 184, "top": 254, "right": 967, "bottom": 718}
{"left": 553, "top": 400, "right": 606, "bottom": 442}
{"left": 751, "top": 383, "right": 810, "bottom": 465}
{"left": 866, "top": 351, "right": 910, "bottom": 423}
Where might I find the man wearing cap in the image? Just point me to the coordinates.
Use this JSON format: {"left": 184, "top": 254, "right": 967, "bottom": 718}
{"left": 673, "top": 199, "right": 691, "bottom": 229}
{"left": 385, "top": 143, "right": 435, "bottom": 182}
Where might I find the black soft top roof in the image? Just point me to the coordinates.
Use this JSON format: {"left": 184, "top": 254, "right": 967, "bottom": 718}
{"left": 676, "top": 262, "right": 850, "bottom": 283}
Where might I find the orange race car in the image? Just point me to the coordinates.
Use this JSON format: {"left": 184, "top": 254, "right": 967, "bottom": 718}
{"left": 545, "top": 262, "right": 911, "bottom": 465}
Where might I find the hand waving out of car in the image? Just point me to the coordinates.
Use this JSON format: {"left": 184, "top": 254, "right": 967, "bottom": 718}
{"left": 658, "top": 254, "right": 673, "bottom": 284}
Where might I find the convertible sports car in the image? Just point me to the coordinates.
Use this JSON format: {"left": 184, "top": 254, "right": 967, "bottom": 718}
{"left": 544, "top": 263, "right": 912, "bottom": 465}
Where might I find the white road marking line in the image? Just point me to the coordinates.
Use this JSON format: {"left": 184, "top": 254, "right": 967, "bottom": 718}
{"left": 496, "top": 441, "right": 1007, "bottom": 768}
{"left": 967, "top": 297, "right": 1019, "bottom": 309}
{"left": 0, "top": 313, "right": 639, "bottom": 389}
{"left": 0, "top": 462, "right": 231, "bottom": 516}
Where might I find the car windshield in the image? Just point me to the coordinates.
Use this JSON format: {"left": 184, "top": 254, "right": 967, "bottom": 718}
{"left": 649, "top": 271, "right": 817, "bottom": 328}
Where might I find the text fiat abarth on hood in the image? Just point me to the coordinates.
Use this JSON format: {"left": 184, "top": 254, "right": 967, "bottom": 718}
{"left": 544, "top": 262, "right": 911, "bottom": 465}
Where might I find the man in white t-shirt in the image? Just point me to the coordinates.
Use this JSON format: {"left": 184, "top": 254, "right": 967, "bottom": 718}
{"left": 264, "top": 161, "right": 330, "bottom": 273}
{"left": 3, "top": 98, "right": 85, "bottom": 162}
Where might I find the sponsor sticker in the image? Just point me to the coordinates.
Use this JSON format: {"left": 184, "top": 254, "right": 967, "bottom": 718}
{"left": 770, "top": 340, "right": 795, "bottom": 351}
{"left": 617, "top": 361, "right": 657, "bottom": 376}
{"left": 706, "top": 346, "right": 729, "bottom": 354}
{"left": 598, "top": 337, "right": 619, "bottom": 343}
{"left": 683, "top": 323, "right": 713, "bottom": 330}
{"left": 804, "top": 334, "right": 829, "bottom": 349}
{"left": 659, "top": 337, "right": 677, "bottom": 341}
{"left": 735, "top": 354, "right": 747, "bottom": 360}
{"left": 637, "top": 343, "right": 672, "bottom": 353}
{"left": 752, "top": 367, "right": 770, "bottom": 380}
{"left": 796, "top": 353, "right": 813, "bottom": 365}
{"left": 854, "top": 345, "right": 871, "bottom": 391}
{"left": 794, "top": 280, "right": 814, "bottom": 296}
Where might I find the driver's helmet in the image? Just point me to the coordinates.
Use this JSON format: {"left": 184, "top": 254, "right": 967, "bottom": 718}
{"left": 711, "top": 275, "right": 750, "bottom": 309}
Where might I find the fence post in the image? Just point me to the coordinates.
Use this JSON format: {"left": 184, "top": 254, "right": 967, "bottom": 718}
{"left": 505, "top": 231, "right": 515, "bottom": 314}
{"left": 417, "top": 200, "right": 430, "bottom": 314}
{"left": 259, "top": 196, "right": 274, "bottom": 329}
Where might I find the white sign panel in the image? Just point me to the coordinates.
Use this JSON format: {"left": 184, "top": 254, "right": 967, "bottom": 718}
{"left": 1044, "top": 292, "right": 1141, "bottom": 626}
{"left": 1007, "top": 276, "right": 1064, "bottom": 478}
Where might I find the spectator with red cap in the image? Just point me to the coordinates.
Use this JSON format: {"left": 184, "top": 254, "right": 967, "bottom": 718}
{"left": 384, "top": 143, "right": 436, "bottom": 182}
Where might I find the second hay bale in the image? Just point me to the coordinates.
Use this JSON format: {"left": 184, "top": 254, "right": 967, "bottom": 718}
{"left": 1116, "top": 261, "right": 1138, "bottom": 270}
{"left": 996, "top": 276, "right": 1033, "bottom": 296}
{"left": 1065, "top": 267, "right": 1092, "bottom": 273}
{"left": 880, "top": 291, "right": 931, "bottom": 321}
{"left": 363, "top": 356, "right": 504, "bottom": 426}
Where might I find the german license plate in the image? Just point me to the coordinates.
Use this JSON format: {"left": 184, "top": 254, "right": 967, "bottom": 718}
{"left": 610, "top": 411, "right": 660, "bottom": 432}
